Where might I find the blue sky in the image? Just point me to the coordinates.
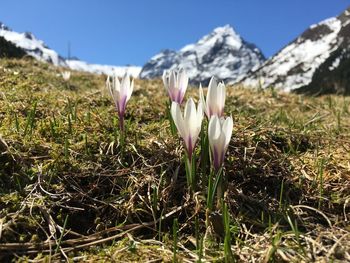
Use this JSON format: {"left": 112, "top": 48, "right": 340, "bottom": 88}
{"left": 1, "top": 0, "right": 349, "bottom": 66}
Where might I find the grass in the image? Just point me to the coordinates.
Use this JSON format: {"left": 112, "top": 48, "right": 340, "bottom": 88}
{"left": 0, "top": 57, "right": 349, "bottom": 262}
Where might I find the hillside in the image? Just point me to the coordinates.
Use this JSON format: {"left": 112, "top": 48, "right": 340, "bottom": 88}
{"left": 0, "top": 36, "right": 26, "bottom": 58}
{"left": 0, "top": 58, "right": 349, "bottom": 262}
{"left": 240, "top": 7, "right": 350, "bottom": 92}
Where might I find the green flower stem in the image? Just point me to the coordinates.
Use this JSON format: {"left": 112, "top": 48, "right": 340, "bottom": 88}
{"left": 223, "top": 201, "right": 234, "bottom": 262}
{"left": 184, "top": 152, "right": 196, "bottom": 192}
{"left": 200, "top": 121, "right": 210, "bottom": 188}
{"left": 206, "top": 167, "right": 223, "bottom": 211}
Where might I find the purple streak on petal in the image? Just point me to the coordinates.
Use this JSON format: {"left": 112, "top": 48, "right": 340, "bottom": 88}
{"left": 187, "top": 135, "right": 193, "bottom": 160}
{"left": 168, "top": 89, "right": 178, "bottom": 103}
{"left": 168, "top": 89, "right": 175, "bottom": 102}
{"left": 213, "top": 146, "right": 221, "bottom": 172}
{"left": 168, "top": 88, "right": 184, "bottom": 104}
{"left": 221, "top": 151, "right": 225, "bottom": 167}
{"left": 117, "top": 95, "right": 128, "bottom": 131}
{"left": 208, "top": 107, "right": 212, "bottom": 118}
{"left": 176, "top": 89, "right": 184, "bottom": 104}
{"left": 118, "top": 95, "right": 128, "bottom": 116}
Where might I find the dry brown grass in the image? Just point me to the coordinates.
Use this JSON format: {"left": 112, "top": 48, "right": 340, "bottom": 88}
{"left": 0, "top": 58, "right": 349, "bottom": 262}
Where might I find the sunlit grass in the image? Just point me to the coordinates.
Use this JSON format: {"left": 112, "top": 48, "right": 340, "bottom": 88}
{"left": 0, "top": 58, "right": 349, "bottom": 262}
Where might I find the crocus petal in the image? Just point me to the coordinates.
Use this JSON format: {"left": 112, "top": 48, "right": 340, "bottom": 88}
{"left": 169, "top": 71, "right": 176, "bottom": 91}
{"left": 208, "top": 76, "right": 217, "bottom": 91}
{"left": 127, "top": 78, "right": 134, "bottom": 101}
{"left": 113, "top": 75, "right": 121, "bottom": 94}
{"left": 192, "top": 101, "right": 203, "bottom": 149}
{"left": 207, "top": 77, "right": 219, "bottom": 115}
{"left": 218, "top": 82, "right": 226, "bottom": 116}
{"left": 208, "top": 116, "right": 221, "bottom": 148}
{"left": 170, "top": 89, "right": 180, "bottom": 103}
{"left": 199, "top": 84, "right": 209, "bottom": 117}
{"left": 107, "top": 76, "right": 120, "bottom": 109}
{"left": 176, "top": 89, "right": 184, "bottom": 104}
{"left": 177, "top": 69, "right": 188, "bottom": 94}
{"left": 184, "top": 99, "right": 197, "bottom": 150}
{"left": 223, "top": 116, "right": 233, "bottom": 149}
{"left": 208, "top": 115, "right": 233, "bottom": 170}
{"left": 121, "top": 74, "right": 130, "bottom": 97}
{"left": 196, "top": 101, "right": 204, "bottom": 127}
{"left": 118, "top": 95, "right": 128, "bottom": 116}
{"left": 184, "top": 98, "right": 196, "bottom": 127}
{"left": 213, "top": 146, "right": 221, "bottom": 171}
{"left": 171, "top": 102, "right": 187, "bottom": 141}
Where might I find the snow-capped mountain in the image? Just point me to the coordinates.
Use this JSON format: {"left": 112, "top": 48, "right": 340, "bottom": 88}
{"left": 0, "top": 22, "right": 140, "bottom": 77}
{"left": 240, "top": 7, "right": 350, "bottom": 92}
{"left": 140, "top": 25, "right": 265, "bottom": 84}
{"left": 0, "top": 22, "right": 67, "bottom": 67}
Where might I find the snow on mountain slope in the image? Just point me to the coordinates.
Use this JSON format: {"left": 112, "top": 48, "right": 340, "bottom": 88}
{"left": 0, "top": 22, "right": 139, "bottom": 77}
{"left": 140, "top": 25, "right": 265, "bottom": 84}
{"left": 66, "top": 59, "right": 141, "bottom": 78}
{"left": 295, "top": 47, "right": 350, "bottom": 95}
{"left": 240, "top": 8, "right": 350, "bottom": 91}
{"left": 295, "top": 15, "right": 350, "bottom": 95}
{"left": 0, "top": 22, "right": 67, "bottom": 66}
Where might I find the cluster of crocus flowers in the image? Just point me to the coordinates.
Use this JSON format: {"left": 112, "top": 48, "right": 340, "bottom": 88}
{"left": 106, "top": 73, "right": 134, "bottom": 132}
{"left": 200, "top": 77, "right": 232, "bottom": 171}
{"left": 163, "top": 69, "right": 188, "bottom": 104}
{"left": 165, "top": 69, "right": 201, "bottom": 188}
{"left": 166, "top": 69, "right": 233, "bottom": 191}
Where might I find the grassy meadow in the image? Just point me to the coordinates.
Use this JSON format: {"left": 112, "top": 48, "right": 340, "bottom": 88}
{"left": 0, "top": 57, "right": 349, "bottom": 262}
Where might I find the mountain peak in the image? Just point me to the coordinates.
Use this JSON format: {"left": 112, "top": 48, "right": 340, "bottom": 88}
{"left": 0, "top": 22, "right": 10, "bottom": 31}
{"left": 212, "top": 24, "right": 239, "bottom": 37}
{"left": 140, "top": 25, "right": 264, "bottom": 84}
{"left": 185, "top": 24, "right": 242, "bottom": 52}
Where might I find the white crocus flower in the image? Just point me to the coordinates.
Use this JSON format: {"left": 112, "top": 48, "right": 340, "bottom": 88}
{"left": 208, "top": 115, "right": 233, "bottom": 171}
{"left": 106, "top": 73, "right": 134, "bottom": 131}
{"left": 171, "top": 98, "right": 203, "bottom": 159}
{"left": 61, "top": 71, "right": 71, "bottom": 81}
{"left": 199, "top": 77, "right": 226, "bottom": 118}
{"left": 163, "top": 69, "right": 188, "bottom": 104}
